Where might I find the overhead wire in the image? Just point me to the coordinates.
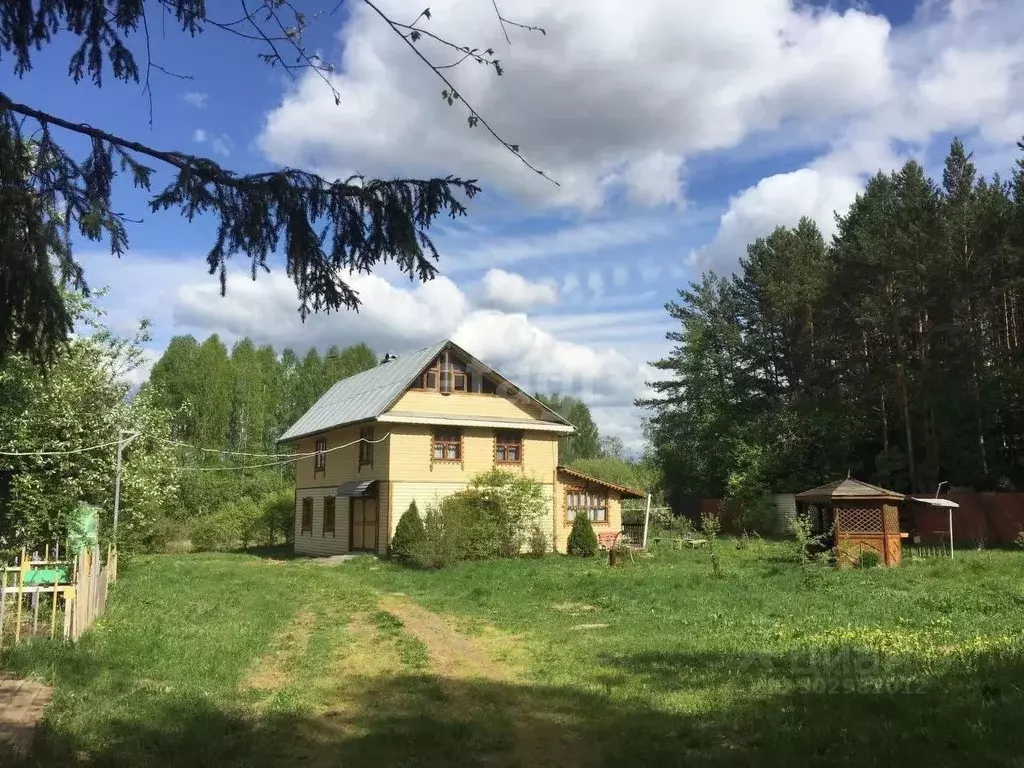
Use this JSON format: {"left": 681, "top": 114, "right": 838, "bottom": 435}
{"left": 0, "top": 437, "right": 126, "bottom": 457}
{"left": 153, "top": 436, "right": 297, "bottom": 458}
{"left": 173, "top": 432, "right": 393, "bottom": 472}
{"left": 1, "top": 431, "right": 392, "bottom": 474}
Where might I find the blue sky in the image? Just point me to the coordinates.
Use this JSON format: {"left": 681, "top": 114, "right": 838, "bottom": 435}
{"left": 10, "top": 0, "right": 1024, "bottom": 449}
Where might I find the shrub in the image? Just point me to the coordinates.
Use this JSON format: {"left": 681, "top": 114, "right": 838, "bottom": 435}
{"left": 567, "top": 513, "right": 598, "bottom": 557}
{"left": 441, "top": 489, "right": 503, "bottom": 561}
{"left": 416, "top": 504, "right": 459, "bottom": 569}
{"left": 258, "top": 489, "right": 294, "bottom": 546}
{"left": 469, "top": 469, "right": 546, "bottom": 556}
{"left": 391, "top": 501, "right": 426, "bottom": 564}
{"left": 527, "top": 524, "right": 548, "bottom": 557}
{"left": 144, "top": 515, "right": 193, "bottom": 553}
{"left": 858, "top": 549, "right": 881, "bottom": 568}
{"left": 700, "top": 511, "right": 722, "bottom": 577}
{"left": 1014, "top": 529, "right": 1024, "bottom": 549}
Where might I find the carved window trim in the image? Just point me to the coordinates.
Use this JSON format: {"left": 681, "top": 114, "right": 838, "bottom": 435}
{"left": 564, "top": 485, "right": 609, "bottom": 525}
{"left": 495, "top": 430, "right": 523, "bottom": 466}
{"left": 430, "top": 429, "right": 464, "bottom": 471}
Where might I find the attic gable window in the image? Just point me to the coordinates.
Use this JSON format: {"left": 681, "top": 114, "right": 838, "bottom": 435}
{"left": 432, "top": 430, "right": 462, "bottom": 461}
{"left": 417, "top": 356, "right": 469, "bottom": 391}
{"left": 419, "top": 363, "right": 438, "bottom": 389}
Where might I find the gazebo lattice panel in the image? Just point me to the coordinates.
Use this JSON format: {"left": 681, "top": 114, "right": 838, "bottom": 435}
{"left": 836, "top": 507, "right": 884, "bottom": 533}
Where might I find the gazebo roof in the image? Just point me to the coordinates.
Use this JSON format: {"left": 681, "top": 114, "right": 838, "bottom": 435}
{"left": 794, "top": 478, "right": 905, "bottom": 503}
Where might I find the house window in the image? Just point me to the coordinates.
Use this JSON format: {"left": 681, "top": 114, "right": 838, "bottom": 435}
{"left": 452, "top": 361, "right": 468, "bottom": 392}
{"left": 481, "top": 377, "right": 498, "bottom": 395}
{"left": 418, "top": 356, "right": 469, "bottom": 392}
{"left": 419, "top": 362, "right": 438, "bottom": 389}
{"left": 323, "top": 496, "right": 336, "bottom": 536}
{"left": 432, "top": 430, "right": 462, "bottom": 461}
{"left": 566, "top": 488, "right": 607, "bottom": 523}
{"left": 359, "top": 427, "right": 374, "bottom": 467}
{"left": 495, "top": 430, "right": 522, "bottom": 464}
{"left": 301, "top": 497, "right": 313, "bottom": 534}
{"left": 314, "top": 438, "right": 327, "bottom": 473}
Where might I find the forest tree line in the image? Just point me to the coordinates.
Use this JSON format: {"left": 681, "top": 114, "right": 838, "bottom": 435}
{"left": 644, "top": 138, "right": 1024, "bottom": 516}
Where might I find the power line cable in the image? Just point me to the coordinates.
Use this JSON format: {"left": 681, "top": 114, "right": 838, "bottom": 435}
{"left": 0, "top": 437, "right": 127, "bottom": 457}
{"left": 174, "top": 432, "right": 392, "bottom": 472}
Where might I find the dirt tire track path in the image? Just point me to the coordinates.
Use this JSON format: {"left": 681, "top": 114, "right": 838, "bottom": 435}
{"left": 380, "top": 594, "right": 588, "bottom": 768}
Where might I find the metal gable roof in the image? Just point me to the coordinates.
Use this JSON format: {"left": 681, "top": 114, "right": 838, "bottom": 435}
{"left": 277, "top": 340, "right": 447, "bottom": 442}
{"left": 278, "top": 339, "right": 574, "bottom": 443}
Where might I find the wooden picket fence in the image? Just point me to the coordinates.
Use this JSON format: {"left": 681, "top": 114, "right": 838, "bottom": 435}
{"left": 0, "top": 545, "right": 117, "bottom": 647}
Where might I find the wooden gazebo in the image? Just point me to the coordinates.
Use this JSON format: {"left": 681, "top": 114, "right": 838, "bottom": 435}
{"left": 794, "top": 478, "right": 907, "bottom": 567}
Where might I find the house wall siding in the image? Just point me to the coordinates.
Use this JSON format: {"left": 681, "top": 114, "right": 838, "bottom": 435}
{"left": 288, "top": 387, "right": 563, "bottom": 556}
{"left": 553, "top": 474, "right": 623, "bottom": 553}
{"left": 293, "top": 489, "right": 351, "bottom": 557}
{"left": 388, "top": 389, "right": 542, "bottom": 421}
{"left": 388, "top": 425, "right": 558, "bottom": 484}
{"left": 291, "top": 421, "right": 390, "bottom": 488}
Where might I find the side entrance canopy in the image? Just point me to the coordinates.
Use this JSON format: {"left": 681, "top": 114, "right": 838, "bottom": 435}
{"left": 336, "top": 480, "right": 378, "bottom": 498}
{"left": 795, "top": 478, "right": 906, "bottom": 566}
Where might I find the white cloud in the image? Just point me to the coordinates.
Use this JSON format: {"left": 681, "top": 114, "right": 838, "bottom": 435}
{"left": 258, "top": 0, "right": 893, "bottom": 209}
{"left": 693, "top": 162, "right": 867, "bottom": 272}
{"left": 443, "top": 217, "right": 674, "bottom": 273}
{"left": 475, "top": 268, "right": 558, "bottom": 311}
{"left": 621, "top": 151, "right": 686, "bottom": 206}
{"left": 693, "top": 0, "right": 1024, "bottom": 274}
{"left": 183, "top": 92, "right": 209, "bottom": 108}
{"left": 611, "top": 265, "right": 630, "bottom": 288}
{"left": 166, "top": 267, "right": 653, "bottom": 442}
{"left": 193, "top": 128, "right": 232, "bottom": 158}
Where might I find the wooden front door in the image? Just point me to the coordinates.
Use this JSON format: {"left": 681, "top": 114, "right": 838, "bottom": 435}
{"left": 350, "top": 496, "right": 378, "bottom": 552}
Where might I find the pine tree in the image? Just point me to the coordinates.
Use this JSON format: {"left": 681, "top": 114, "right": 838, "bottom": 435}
{"left": 0, "top": 1, "right": 549, "bottom": 364}
{"left": 391, "top": 501, "right": 426, "bottom": 564}
{"left": 567, "top": 513, "right": 598, "bottom": 557}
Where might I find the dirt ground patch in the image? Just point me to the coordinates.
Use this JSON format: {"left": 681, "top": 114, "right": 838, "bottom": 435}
{"left": 0, "top": 674, "right": 53, "bottom": 758}
{"left": 240, "top": 608, "right": 316, "bottom": 692}
{"left": 380, "top": 595, "right": 590, "bottom": 767}
{"left": 380, "top": 595, "right": 514, "bottom": 682}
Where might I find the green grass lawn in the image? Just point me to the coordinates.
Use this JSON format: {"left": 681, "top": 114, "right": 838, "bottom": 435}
{"left": 3, "top": 541, "right": 1024, "bottom": 766}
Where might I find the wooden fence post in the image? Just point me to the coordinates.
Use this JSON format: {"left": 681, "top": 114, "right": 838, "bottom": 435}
{"left": 50, "top": 572, "right": 59, "bottom": 639}
{"left": 0, "top": 566, "right": 7, "bottom": 648}
{"left": 14, "top": 549, "right": 26, "bottom": 644}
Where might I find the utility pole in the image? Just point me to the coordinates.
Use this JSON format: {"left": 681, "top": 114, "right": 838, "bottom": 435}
{"left": 112, "top": 430, "right": 140, "bottom": 545}
{"left": 935, "top": 481, "right": 951, "bottom": 560}
{"left": 642, "top": 493, "right": 652, "bottom": 550}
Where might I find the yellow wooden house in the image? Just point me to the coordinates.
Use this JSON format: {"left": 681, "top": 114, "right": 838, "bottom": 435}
{"left": 278, "top": 340, "right": 643, "bottom": 556}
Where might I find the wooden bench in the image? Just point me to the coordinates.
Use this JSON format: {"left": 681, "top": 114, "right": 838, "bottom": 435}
{"left": 651, "top": 535, "right": 708, "bottom": 550}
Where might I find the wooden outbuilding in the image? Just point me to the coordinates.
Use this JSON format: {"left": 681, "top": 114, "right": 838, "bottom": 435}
{"left": 795, "top": 478, "right": 907, "bottom": 566}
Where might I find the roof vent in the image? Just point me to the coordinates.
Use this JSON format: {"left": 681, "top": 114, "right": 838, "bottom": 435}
{"left": 381, "top": 351, "right": 398, "bottom": 364}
